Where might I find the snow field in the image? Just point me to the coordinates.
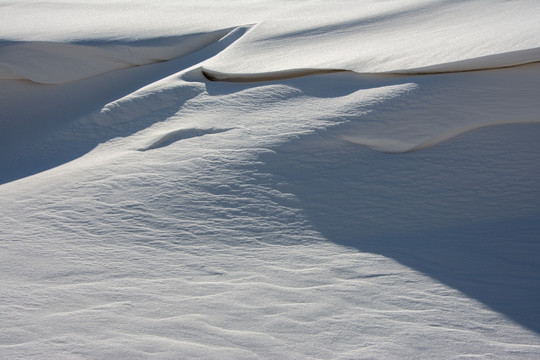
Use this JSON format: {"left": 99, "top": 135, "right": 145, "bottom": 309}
{"left": 1, "top": 0, "right": 540, "bottom": 358}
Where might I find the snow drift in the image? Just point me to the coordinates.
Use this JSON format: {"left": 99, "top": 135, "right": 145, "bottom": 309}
{"left": 1, "top": 1, "right": 540, "bottom": 359}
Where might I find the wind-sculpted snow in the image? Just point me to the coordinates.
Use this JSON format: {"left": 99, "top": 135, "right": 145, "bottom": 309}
{"left": 0, "top": 29, "right": 234, "bottom": 84}
{"left": 2, "top": 1, "right": 539, "bottom": 83}
{"left": 0, "top": 26, "right": 251, "bottom": 184}
{"left": 139, "top": 128, "right": 233, "bottom": 151}
{"left": 343, "top": 63, "right": 540, "bottom": 153}
{"left": 1, "top": 1, "right": 540, "bottom": 359}
{"left": 202, "top": 0, "right": 540, "bottom": 76}
{"left": 202, "top": 68, "right": 346, "bottom": 82}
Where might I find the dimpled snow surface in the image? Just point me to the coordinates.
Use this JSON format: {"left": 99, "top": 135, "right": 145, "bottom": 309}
{"left": 1, "top": 1, "right": 540, "bottom": 359}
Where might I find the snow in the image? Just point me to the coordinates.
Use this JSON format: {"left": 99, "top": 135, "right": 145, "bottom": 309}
{"left": 1, "top": 1, "right": 540, "bottom": 358}
{"left": 0, "top": 30, "right": 232, "bottom": 84}
{"left": 203, "top": 0, "right": 540, "bottom": 75}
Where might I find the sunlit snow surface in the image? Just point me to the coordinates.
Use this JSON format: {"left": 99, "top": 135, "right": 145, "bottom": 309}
{"left": 1, "top": 1, "right": 540, "bottom": 358}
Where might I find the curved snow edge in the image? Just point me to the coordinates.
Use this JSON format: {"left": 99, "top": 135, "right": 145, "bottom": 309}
{"left": 346, "top": 119, "right": 540, "bottom": 154}
{"left": 202, "top": 68, "right": 346, "bottom": 82}
{"left": 391, "top": 47, "right": 540, "bottom": 75}
{"left": 0, "top": 27, "right": 244, "bottom": 84}
{"left": 202, "top": 48, "right": 540, "bottom": 82}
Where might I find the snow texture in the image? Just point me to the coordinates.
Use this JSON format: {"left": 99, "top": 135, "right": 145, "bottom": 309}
{"left": 1, "top": 1, "right": 540, "bottom": 359}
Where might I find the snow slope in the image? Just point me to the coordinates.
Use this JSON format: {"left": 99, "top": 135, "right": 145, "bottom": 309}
{"left": 1, "top": 1, "right": 540, "bottom": 358}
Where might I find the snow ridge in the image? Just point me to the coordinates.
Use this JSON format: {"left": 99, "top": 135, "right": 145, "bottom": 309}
{"left": 139, "top": 128, "right": 233, "bottom": 151}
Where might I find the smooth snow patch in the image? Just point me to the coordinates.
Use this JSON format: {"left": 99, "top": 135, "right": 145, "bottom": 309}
{"left": 202, "top": 0, "right": 540, "bottom": 75}
{"left": 0, "top": 29, "right": 236, "bottom": 84}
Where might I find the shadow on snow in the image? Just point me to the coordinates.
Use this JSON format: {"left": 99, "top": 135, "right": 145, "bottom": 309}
{"left": 257, "top": 122, "right": 540, "bottom": 333}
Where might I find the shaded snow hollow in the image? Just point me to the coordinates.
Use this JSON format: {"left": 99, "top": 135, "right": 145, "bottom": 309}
{"left": 1, "top": 1, "right": 540, "bottom": 359}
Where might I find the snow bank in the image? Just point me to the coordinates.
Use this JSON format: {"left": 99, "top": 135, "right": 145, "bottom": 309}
{"left": 1, "top": 1, "right": 540, "bottom": 359}
{"left": 202, "top": 0, "right": 540, "bottom": 76}
{"left": 2, "top": 1, "right": 539, "bottom": 83}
